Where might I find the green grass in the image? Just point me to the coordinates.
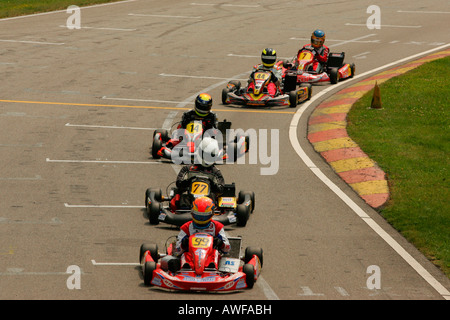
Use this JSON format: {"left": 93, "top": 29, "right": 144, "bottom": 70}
{"left": 347, "top": 56, "right": 450, "bottom": 276}
{"left": 0, "top": 0, "right": 123, "bottom": 18}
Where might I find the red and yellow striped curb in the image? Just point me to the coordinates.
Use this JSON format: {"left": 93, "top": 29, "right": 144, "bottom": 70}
{"left": 307, "top": 48, "right": 450, "bottom": 209}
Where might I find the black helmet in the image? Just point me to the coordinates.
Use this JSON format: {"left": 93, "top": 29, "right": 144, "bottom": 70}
{"left": 194, "top": 93, "right": 213, "bottom": 117}
{"left": 261, "top": 48, "right": 277, "bottom": 68}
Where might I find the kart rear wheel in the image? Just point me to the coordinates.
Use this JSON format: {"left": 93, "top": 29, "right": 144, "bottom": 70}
{"left": 140, "top": 243, "right": 159, "bottom": 263}
{"left": 143, "top": 261, "right": 156, "bottom": 286}
{"left": 236, "top": 204, "right": 250, "bottom": 227}
{"left": 243, "top": 264, "right": 255, "bottom": 289}
{"left": 245, "top": 247, "right": 263, "bottom": 267}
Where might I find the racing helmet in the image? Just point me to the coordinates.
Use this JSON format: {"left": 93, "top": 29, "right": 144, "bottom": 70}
{"left": 261, "top": 48, "right": 277, "bottom": 68}
{"left": 311, "top": 29, "right": 325, "bottom": 49}
{"left": 191, "top": 197, "right": 215, "bottom": 229}
{"left": 194, "top": 93, "right": 213, "bottom": 117}
{"left": 196, "top": 137, "right": 220, "bottom": 167}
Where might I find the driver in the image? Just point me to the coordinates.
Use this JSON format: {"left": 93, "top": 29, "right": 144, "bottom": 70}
{"left": 170, "top": 137, "right": 225, "bottom": 211}
{"left": 295, "top": 29, "right": 329, "bottom": 73}
{"left": 157, "top": 93, "right": 218, "bottom": 157}
{"left": 175, "top": 196, "right": 231, "bottom": 257}
{"left": 247, "top": 48, "right": 282, "bottom": 97}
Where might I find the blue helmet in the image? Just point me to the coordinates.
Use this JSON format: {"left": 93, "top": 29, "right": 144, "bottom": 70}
{"left": 311, "top": 29, "right": 325, "bottom": 49}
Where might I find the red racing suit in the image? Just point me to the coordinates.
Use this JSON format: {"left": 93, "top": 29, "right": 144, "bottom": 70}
{"left": 297, "top": 44, "right": 330, "bottom": 73}
{"left": 247, "top": 64, "right": 282, "bottom": 97}
{"left": 175, "top": 220, "right": 231, "bottom": 258}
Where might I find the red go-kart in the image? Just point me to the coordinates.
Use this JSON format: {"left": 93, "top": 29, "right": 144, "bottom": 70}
{"left": 278, "top": 49, "right": 355, "bottom": 84}
{"left": 140, "top": 234, "right": 263, "bottom": 292}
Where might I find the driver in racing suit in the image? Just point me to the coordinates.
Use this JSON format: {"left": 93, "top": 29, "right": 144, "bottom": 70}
{"left": 247, "top": 48, "right": 282, "bottom": 97}
{"left": 170, "top": 137, "right": 225, "bottom": 211}
{"left": 157, "top": 93, "right": 218, "bottom": 157}
{"left": 295, "top": 29, "right": 329, "bottom": 73}
{"left": 165, "top": 196, "right": 231, "bottom": 272}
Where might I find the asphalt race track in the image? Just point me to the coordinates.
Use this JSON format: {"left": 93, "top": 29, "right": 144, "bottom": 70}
{"left": 1, "top": 0, "right": 449, "bottom": 301}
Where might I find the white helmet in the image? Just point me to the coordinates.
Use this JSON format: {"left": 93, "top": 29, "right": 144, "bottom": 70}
{"left": 196, "top": 137, "right": 220, "bottom": 167}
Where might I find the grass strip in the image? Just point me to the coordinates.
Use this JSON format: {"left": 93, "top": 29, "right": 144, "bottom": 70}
{"left": 347, "top": 56, "right": 450, "bottom": 277}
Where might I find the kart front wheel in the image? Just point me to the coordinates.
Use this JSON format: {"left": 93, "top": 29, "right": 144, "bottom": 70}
{"left": 140, "top": 243, "right": 159, "bottom": 263}
{"left": 329, "top": 67, "right": 339, "bottom": 84}
{"left": 245, "top": 247, "right": 263, "bottom": 267}
{"left": 222, "top": 88, "right": 230, "bottom": 104}
{"left": 243, "top": 264, "right": 255, "bottom": 289}
{"left": 151, "top": 134, "right": 162, "bottom": 159}
{"left": 143, "top": 261, "right": 156, "bottom": 286}
{"left": 289, "top": 91, "right": 298, "bottom": 108}
{"left": 148, "top": 200, "right": 161, "bottom": 225}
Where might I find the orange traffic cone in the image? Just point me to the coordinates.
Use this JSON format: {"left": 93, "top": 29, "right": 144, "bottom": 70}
{"left": 371, "top": 81, "right": 382, "bottom": 109}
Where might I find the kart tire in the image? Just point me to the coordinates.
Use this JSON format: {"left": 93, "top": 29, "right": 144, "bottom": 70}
{"left": 238, "top": 190, "right": 255, "bottom": 212}
{"left": 222, "top": 88, "right": 230, "bottom": 105}
{"left": 350, "top": 63, "right": 356, "bottom": 78}
{"left": 143, "top": 261, "right": 156, "bottom": 286}
{"left": 329, "top": 67, "right": 339, "bottom": 84}
{"left": 243, "top": 264, "right": 255, "bottom": 289}
{"left": 245, "top": 247, "right": 263, "bottom": 267}
{"left": 153, "top": 129, "right": 169, "bottom": 141}
{"left": 140, "top": 243, "right": 159, "bottom": 263}
{"left": 148, "top": 200, "right": 161, "bottom": 225}
{"left": 236, "top": 204, "right": 250, "bottom": 227}
{"left": 289, "top": 90, "right": 298, "bottom": 108}
{"left": 151, "top": 134, "right": 162, "bottom": 159}
{"left": 302, "top": 83, "right": 312, "bottom": 100}
{"left": 228, "top": 80, "right": 241, "bottom": 90}
{"left": 145, "top": 188, "right": 162, "bottom": 207}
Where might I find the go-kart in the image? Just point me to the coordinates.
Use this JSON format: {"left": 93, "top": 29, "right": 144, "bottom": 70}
{"left": 151, "top": 120, "right": 249, "bottom": 163}
{"left": 278, "top": 48, "right": 355, "bottom": 84}
{"left": 145, "top": 174, "right": 255, "bottom": 227}
{"left": 140, "top": 233, "right": 263, "bottom": 291}
{"left": 222, "top": 68, "right": 311, "bottom": 108}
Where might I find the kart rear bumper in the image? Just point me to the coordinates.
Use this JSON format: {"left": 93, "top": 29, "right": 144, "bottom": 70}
{"left": 158, "top": 207, "right": 237, "bottom": 226}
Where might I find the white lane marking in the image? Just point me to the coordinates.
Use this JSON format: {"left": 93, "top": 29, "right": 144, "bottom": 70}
{"left": 102, "top": 96, "right": 187, "bottom": 104}
{"left": 128, "top": 13, "right": 201, "bottom": 19}
{"left": 335, "top": 286, "right": 350, "bottom": 296}
{"left": 0, "top": 39, "right": 64, "bottom": 45}
{"left": 91, "top": 260, "right": 140, "bottom": 266}
{"left": 328, "top": 34, "right": 378, "bottom": 48}
{"left": 46, "top": 158, "right": 160, "bottom": 164}
{"left": 65, "top": 123, "right": 156, "bottom": 130}
{"left": 345, "top": 23, "right": 422, "bottom": 28}
{"left": 159, "top": 73, "right": 247, "bottom": 81}
{"left": 352, "top": 51, "right": 371, "bottom": 59}
{"left": 64, "top": 203, "right": 144, "bottom": 208}
{"left": 257, "top": 276, "right": 280, "bottom": 300}
{"left": 289, "top": 43, "right": 450, "bottom": 300}
{"left": 0, "top": 0, "right": 139, "bottom": 21}
{"left": 58, "top": 25, "right": 136, "bottom": 31}
{"left": 397, "top": 10, "right": 450, "bottom": 14}
{"left": 298, "top": 286, "right": 325, "bottom": 296}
